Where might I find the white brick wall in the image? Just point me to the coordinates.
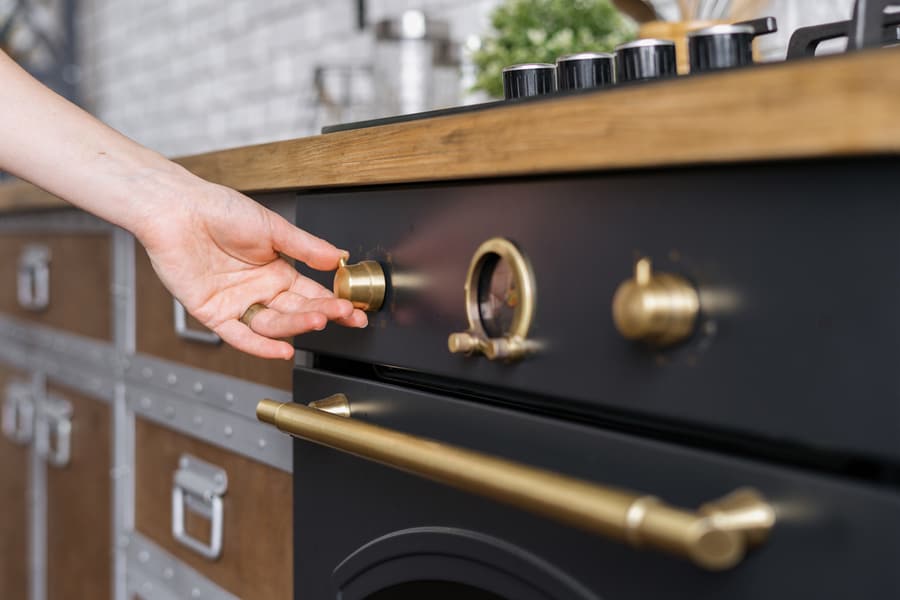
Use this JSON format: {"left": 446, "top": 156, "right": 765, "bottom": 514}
{"left": 76, "top": 0, "right": 502, "bottom": 157}
{"left": 76, "top": 0, "right": 854, "bottom": 158}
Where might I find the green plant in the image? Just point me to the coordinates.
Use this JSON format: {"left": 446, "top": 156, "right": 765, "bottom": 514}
{"left": 472, "top": 0, "right": 637, "bottom": 98}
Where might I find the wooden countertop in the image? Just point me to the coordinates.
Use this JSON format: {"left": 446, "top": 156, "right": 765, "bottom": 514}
{"left": 2, "top": 48, "right": 899, "bottom": 212}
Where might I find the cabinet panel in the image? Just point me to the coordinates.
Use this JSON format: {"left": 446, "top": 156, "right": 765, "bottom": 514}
{"left": 0, "top": 233, "right": 111, "bottom": 340}
{"left": 45, "top": 383, "right": 111, "bottom": 600}
{"left": 134, "top": 418, "right": 292, "bottom": 599}
{"left": 0, "top": 364, "right": 30, "bottom": 600}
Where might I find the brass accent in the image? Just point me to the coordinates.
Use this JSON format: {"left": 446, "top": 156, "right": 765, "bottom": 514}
{"left": 612, "top": 257, "right": 700, "bottom": 346}
{"left": 448, "top": 238, "right": 537, "bottom": 361}
{"left": 308, "top": 394, "right": 351, "bottom": 417}
{"left": 239, "top": 303, "right": 267, "bottom": 329}
{"left": 333, "top": 257, "right": 386, "bottom": 312}
{"left": 238, "top": 303, "right": 291, "bottom": 343}
{"left": 256, "top": 397, "right": 774, "bottom": 570}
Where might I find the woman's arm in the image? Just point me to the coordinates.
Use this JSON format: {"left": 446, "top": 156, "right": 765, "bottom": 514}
{"left": 0, "top": 50, "right": 367, "bottom": 359}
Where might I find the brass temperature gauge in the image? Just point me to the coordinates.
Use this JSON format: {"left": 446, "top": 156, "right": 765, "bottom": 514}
{"left": 612, "top": 257, "right": 699, "bottom": 346}
{"left": 448, "top": 238, "right": 537, "bottom": 361}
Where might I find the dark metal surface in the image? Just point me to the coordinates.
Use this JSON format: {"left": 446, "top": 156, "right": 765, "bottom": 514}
{"left": 614, "top": 40, "right": 677, "bottom": 82}
{"left": 688, "top": 27, "right": 756, "bottom": 73}
{"left": 851, "top": 0, "right": 900, "bottom": 49}
{"left": 295, "top": 159, "right": 900, "bottom": 464}
{"left": 735, "top": 17, "right": 779, "bottom": 37}
{"left": 688, "top": 18, "right": 777, "bottom": 73}
{"left": 292, "top": 368, "right": 900, "bottom": 600}
{"left": 356, "top": 0, "right": 366, "bottom": 30}
{"left": 502, "top": 64, "right": 557, "bottom": 100}
{"left": 556, "top": 54, "right": 615, "bottom": 91}
{"left": 787, "top": 12, "right": 900, "bottom": 59}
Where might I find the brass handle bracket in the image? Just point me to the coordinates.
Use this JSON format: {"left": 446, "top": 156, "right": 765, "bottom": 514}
{"left": 256, "top": 397, "right": 774, "bottom": 570}
{"left": 447, "top": 331, "right": 536, "bottom": 361}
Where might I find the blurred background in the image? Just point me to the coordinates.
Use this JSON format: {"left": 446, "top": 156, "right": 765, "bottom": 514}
{"left": 0, "top": 0, "right": 856, "bottom": 159}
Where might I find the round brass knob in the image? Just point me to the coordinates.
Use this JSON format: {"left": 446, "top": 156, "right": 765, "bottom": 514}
{"left": 334, "top": 258, "right": 386, "bottom": 312}
{"left": 612, "top": 258, "right": 699, "bottom": 346}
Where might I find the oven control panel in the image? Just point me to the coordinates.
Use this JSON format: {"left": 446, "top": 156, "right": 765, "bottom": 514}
{"left": 298, "top": 159, "right": 900, "bottom": 465}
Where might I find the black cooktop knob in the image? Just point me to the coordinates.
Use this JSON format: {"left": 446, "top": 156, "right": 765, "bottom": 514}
{"left": 614, "top": 39, "right": 677, "bottom": 83}
{"left": 502, "top": 63, "right": 557, "bottom": 100}
{"left": 556, "top": 52, "right": 615, "bottom": 91}
{"left": 688, "top": 24, "right": 756, "bottom": 73}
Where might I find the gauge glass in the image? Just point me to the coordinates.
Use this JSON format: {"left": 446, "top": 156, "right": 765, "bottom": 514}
{"left": 477, "top": 253, "right": 519, "bottom": 338}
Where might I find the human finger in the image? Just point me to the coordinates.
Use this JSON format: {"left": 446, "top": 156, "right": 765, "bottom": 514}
{"left": 287, "top": 273, "right": 368, "bottom": 327}
{"left": 287, "top": 273, "right": 336, "bottom": 299}
{"left": 269, "top": 292, "right": 367, "bottom": 329}
{"left": 214, "top": 319, "right": 294, "bottom": 360}
{"left": 267, "top": 212, "right": 347, "bottom": 271}
{"left": 266, "top": 292, "right": 352, "bottom": 317}
{"left": 243, "top": 306, "right": 333, "bottom": 339}
{"left": 339, "top": 308, "right": 368, "bottom": 329}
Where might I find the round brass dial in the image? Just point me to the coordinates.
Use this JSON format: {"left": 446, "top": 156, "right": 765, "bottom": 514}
{"left": 448, "top": 238, "right": 537, "bottom": 361}
{"left": 612, "top": 258, "right": 699, "bottom": 346}
{"left": 333, "top": 258, "right": 386, "bottom": 312}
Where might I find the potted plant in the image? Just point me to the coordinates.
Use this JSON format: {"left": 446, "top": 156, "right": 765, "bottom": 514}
{"left": 472, "top": 0, "right": 637, "bottom": 98}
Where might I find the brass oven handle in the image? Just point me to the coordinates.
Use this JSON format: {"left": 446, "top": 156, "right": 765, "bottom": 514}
{"left": 256, "top": 396, "right": 775, "bottom": 571}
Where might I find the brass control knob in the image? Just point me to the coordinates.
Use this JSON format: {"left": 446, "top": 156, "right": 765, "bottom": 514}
{"left": 334, "top": 258, "right": 386, "bottom": 312}
{"left": 612, "top": 258, "right": 699, "bottom": 346}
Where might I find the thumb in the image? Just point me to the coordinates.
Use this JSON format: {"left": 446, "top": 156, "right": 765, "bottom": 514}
{"left": 268, "top": 212, "right": 346, "bottom": 271}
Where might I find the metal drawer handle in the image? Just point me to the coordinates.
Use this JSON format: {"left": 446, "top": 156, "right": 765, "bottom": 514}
{"left": 35, "top": 395, "right": 72, "bottom": 468}
{"left": 2, "top": 382, "right": 35, "bottom": 445}
{"left": 257, "top": 395, "right": 775, "bottom": 571}
{"left": 17, "top": 244, "right": 50, "bottom": 311}
{"left": 172, "top": 454, "right": 227, "bottom": 560}
{"left": 174, "top": 300, "right": 221, "bottom": 345}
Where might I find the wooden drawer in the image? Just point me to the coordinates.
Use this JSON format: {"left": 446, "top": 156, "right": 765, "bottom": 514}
{"left": 135, "top": 249, "right": 292, "bottom": 390}
{"left": 0, "top": 364, "right": 31, "bottom": 600}
{"left": 134, "top": 418, "right": 292, "bottom": 599}
{"left": 45, "top": 382, "right": 111, "bottom": 600}
{"left": 0, "top": 233, "right": 111, "bottom": 340}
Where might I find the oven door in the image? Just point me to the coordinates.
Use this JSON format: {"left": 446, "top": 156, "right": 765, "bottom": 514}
{"left": 282, "top": 368, "right": 900, "bottom": 600}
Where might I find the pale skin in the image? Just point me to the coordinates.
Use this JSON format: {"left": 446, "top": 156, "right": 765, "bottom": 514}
{"left": 0, "top": 50, "right": 368, "bottom": 359}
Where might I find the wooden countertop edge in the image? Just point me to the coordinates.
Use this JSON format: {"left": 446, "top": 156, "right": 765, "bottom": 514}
{"left": 2, "top": 48, "right": 898, "bottom": 212}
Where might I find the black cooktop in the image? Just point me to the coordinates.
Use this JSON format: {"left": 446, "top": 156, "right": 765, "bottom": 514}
{"left": 321, "top": 1, "right": 898, "bottom": 135}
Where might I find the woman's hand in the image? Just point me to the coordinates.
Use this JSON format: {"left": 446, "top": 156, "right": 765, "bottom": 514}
{"left": 134, "top": 169, "right": 367, "bottom": 360}
{"left": 0, "top": 49, "right": 366, "bottom": 360}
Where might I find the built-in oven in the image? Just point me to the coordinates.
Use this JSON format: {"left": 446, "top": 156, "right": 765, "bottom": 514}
{"left": 252, "top": 158, "right": 900, "bottom": 598}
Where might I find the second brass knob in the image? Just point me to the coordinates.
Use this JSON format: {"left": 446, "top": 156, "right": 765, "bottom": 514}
{"left": 612, "top": 258, "right": 699, "bottom": 347}
{"left": 334, "top": 258, "right": 386, "bottom": 312}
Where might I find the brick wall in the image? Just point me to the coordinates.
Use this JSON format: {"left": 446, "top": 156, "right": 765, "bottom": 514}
{"left": 76, "top": 0, "right": 499, "bottom": 157}
{"left": 75, "top": 0, "right": 853, "bottom": 159}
